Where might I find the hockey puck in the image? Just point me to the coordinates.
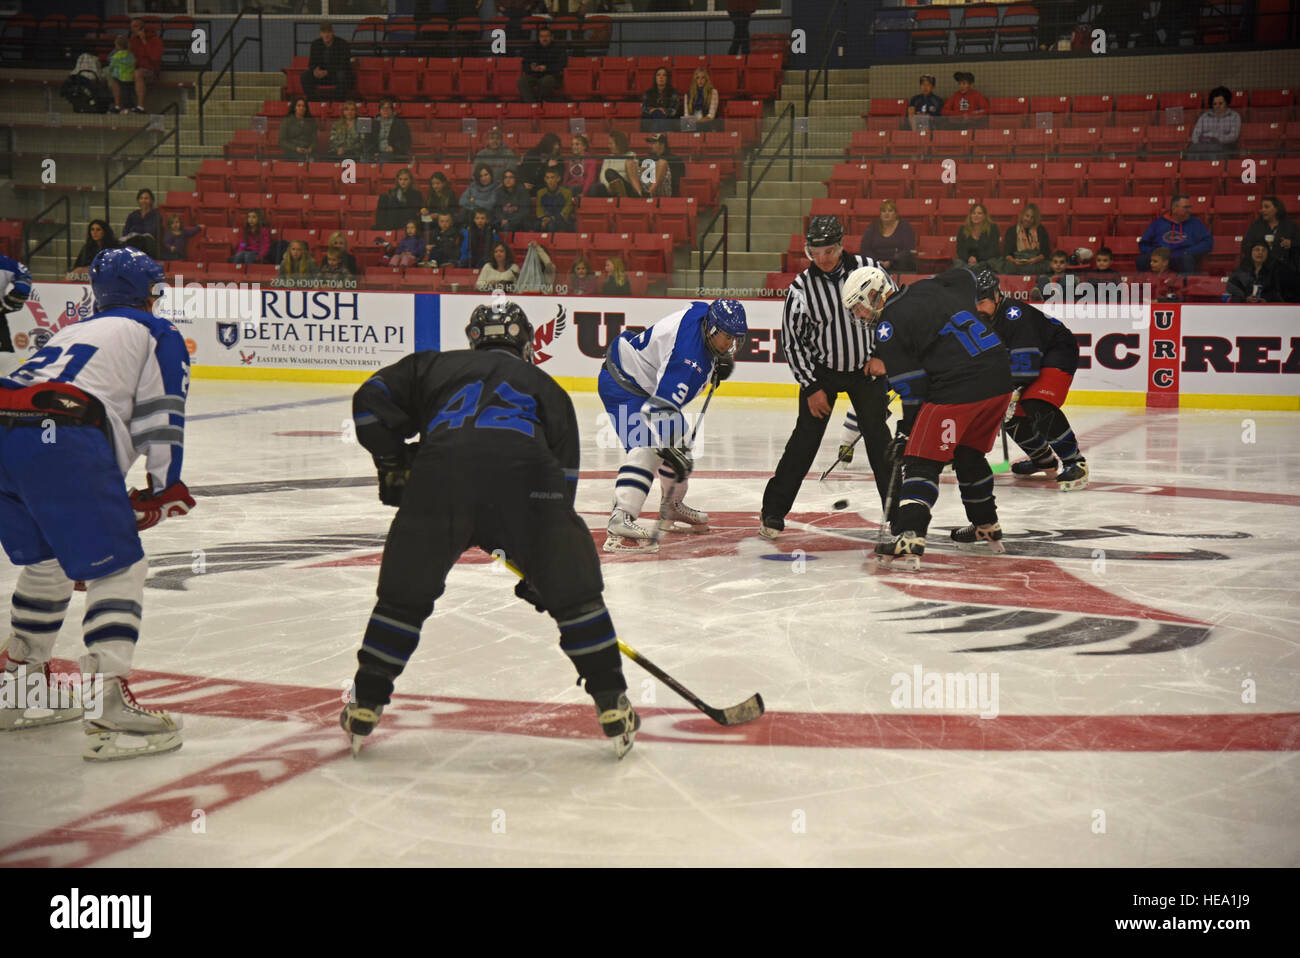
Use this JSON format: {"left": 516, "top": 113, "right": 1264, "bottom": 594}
{"left": 832, "top": 498, "right": 849, "bottom": 511}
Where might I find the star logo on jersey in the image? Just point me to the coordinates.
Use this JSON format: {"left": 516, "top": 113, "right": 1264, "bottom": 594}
{"left": 216, "top": 322, "right": 240, "bottom": 349}
{"left": 875, "top": 321, "right": 894, "bottom": 342}
{"left": 1006, "top": 306, "right": 1022, "bottom": 320}
{"left": 683, "top": 358, "right": 704, "bottom": 374}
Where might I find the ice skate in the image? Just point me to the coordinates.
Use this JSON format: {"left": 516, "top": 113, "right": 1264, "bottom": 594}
{"left": 758, "top": 515, "right": 783, "bottom": 540}
{"left": 873, "top": 530, "right": 925, "bottom": 572}
{"left": 658, "top": 498, "right": 710, "bottom": 534}
{"left": 592, "top": 690, "right": 640, "bottom": 760}
{"left": 1011, "top": 452, "right": 1057, "bottom": 478}
{"left": 82, "top": 675, "right": 182, "bottom": 761}
{"left": 1056, "top": 458, "right": 1089, "bottom": 491}
{"left": 604, "top": 508, "right": 660, "bottom": 554}
{"left": 340, "top": 701, "right": 384, "bottom": 757}
{"left": 0, "top": 661, "right": 84, "bottom": 731}
{"left": 950, "top": 522, "right": 1006, "bottom": 554}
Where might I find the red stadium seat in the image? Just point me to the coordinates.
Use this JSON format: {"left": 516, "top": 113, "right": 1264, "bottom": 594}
{"left": 930, "top": 129, "right": 973, "bottom": 159}
{"left": 1010, "top": 128, "right": 1054, "bottom": 156}
{"left": 984, "top": 197, "right": 1024, "bottom": 227}
{"left": 1029, "top": 196, "right": 1070, "bottom": 236}
{"left": 1144, "top": 125, "right": 1190, "bottom": 156}
{"left": 996, "top": 161, "right": 1042, "bottom": 197}
{"left": 743, "top": 53, "right": 783, "bottom": 100}
{"left": 936, "top": 198, "right": 977, "bottom": 234}
{"left": 1115, "top": 196, "right": 1163, "bottom": 235}
{"left": 657, "top": 197, "right": 698, "bottom": 245}
{"left": 869, "top": 162, "right": 914, "bottom": 199}
{"left": 1070, "top": 197, "right": 1115, "bottom": 235}
{"left": 1086, "top": 160, "right": 1132, "bottom": 198}
{"left": 1130, "top": 161, "right": 1179, "bottom": 197}
{"left": 892, "top": 197, "right": 937, "bottom": 234}
{"left": 847, "top": 128, "right": 892, "bottom": 161}
{"left": 1180, "top": 160, "right": 1225, "bottom": 197}
{"left": 1054, "top": 127, "right": 1100, "bottom": 157}
{"left": 1211, "top": 194, "right": 1259, "bottom": 235}
{"left": 1040, "top": 161, "right": 1086, "bottom": 195}
{"left": 954, "top": 161, "right": 998, "bottom": 200}
{"left": 912, "top": 163, "right": 951, "bottom": 201}
{"left": 828, "top": 162, "right": 869, "bottom": 201}
{"left": 987, "top": 97, "right": 1029, "bottom": 129}
{"left": 597, "top": 57, "right": 634, "bottom": 100}
{"left": 972, "top": 127, "right": 1015, "bottom": 157}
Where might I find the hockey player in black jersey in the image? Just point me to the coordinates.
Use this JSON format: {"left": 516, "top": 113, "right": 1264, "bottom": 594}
{"left": 973, "top": 270, "right": 1088, "bottom": 491}
{"left": 843, "top": 266, "right": 1013, "bottom": 570}
{"left": 342, "top": 301, "right": 640, "bottom": 759}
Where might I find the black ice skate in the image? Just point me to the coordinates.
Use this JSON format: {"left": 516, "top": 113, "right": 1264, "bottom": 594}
{"left": 873, "top": 530, "right": 925, "bottom": 572}
{"left": 950, "top": 522, "right": 1006, "bottom": 553}
{"left": 1011, "top": 452, "right": 1057, "bottom": 478}
{"left": 592, "top": 690, "right": 640, "bottom": 760}
{"left": 340, "top": 701, "right": 384, "bottom": 757}
{"left": 1056, "top": 458, "right": 1089, "bottom": 491}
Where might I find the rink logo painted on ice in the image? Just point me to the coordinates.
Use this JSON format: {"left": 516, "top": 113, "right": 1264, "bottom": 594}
{"left": 890, "top": 665, "right": 998, "bottom": 719}
{"left": 49, "top": 888, "right": 151, "bottom": 938}
{"left": 531, "top": 304, "right": 567, "bottom": 364}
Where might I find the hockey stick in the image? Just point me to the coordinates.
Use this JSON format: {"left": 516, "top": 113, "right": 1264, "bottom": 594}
{"left": 819, "top": 431, "right": 862, "bottom": 482}
{"left": 991, "top": 423, "right": 1011, "bottom": 475}
{"left": 495, "top": 554, "right": 765, "bottom": 726}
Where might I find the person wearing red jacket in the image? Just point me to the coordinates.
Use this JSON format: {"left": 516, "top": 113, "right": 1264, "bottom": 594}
{"left": 127, "top": 17, "right": 163, "bottom": 114}
{"left": 943, "top": 71, "right": 989, "bottom": 129}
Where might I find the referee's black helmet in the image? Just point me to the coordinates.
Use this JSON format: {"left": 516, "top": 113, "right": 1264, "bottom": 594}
{"left": 805, "top": 215, "right": 844, "bottom": 248}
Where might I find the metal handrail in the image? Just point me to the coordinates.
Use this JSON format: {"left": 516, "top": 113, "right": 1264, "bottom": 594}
{"left": 22, "top": 195, "right": 71, "bottom": 276}
{"left": 197, "top": 7, "right": 264, "bottom": 147}
{"left": 745, "top": 102, "right": 795, "bottom": 253}
{"left": 697, "top": 203, "right": 728, "bottom": 294}
{"left": 104, "top": 102, "right": 182, "bottom": 224}
{"left": 803, "top": 28, "right": 847, "bottom": 117}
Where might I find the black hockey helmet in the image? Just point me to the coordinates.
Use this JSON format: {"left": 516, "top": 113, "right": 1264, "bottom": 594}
{"left": 973, "top": 267, "right": 1000, "bottom": 302}
{"left": 466, "top": 301, "right": 535, "bottom": 361}
{"left": 805, "top": 215, "right": 844, "bottom": 248}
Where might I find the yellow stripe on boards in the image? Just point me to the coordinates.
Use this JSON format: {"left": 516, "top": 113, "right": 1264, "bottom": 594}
{"left": 1178, "top": 393, "right": 1300, "bottom": 411}
{"left": 190, "top": 366, "right": 373, "bottom": 384}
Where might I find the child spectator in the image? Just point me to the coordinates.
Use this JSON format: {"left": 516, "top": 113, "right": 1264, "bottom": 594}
{"left": 421, "top": 172, "right": 460, "bottom": 233}
{"left": 564, "top": 134, "right": 600, "bottom": 197}
{"left": 329, "top": 100, "right": 365, "bottom": 162}
{"left": 683, "top": 68, "right": 720, "bottom": 131}
{"left": 520, "top": 133, "right": 564, "bottom": 195}
{"left": 1138, "top": 247, "right": 1184, "bottom": 302}
{"left": 535, "top": 169, "right": 575, "bottom": 231}
{"left": 1137, "top": 195, "right": 1212, "bottom": 274}
{"left": 473, "top": 127, "right": 520, "bottom": 185}
{"left": 943, "top": 71, "right": 989, "bottom": 129}
{"left": 108, "top": 36, "right": 136, "bottom": 114}
{"left": 459, "top": 208, "right": 499, "bottom": 269}
{"left": 68, "top": 220, "right": 117, "bottom": 279}
{"left": 1226, "top": 243, "right": 1283, "bottom": 303}
{"left": 380, "top": 220, "right": 426, "bottom": 269}
{"left": 126, "top": 17, "right": 161, "bottom": 114}
{"left": 954, "top": 202, "right": 999, "bottom": 268}
{"left": 230, "top": 209, "right": 271, "bottom": 265}
{"left": 493, "top": 168, "right": 534, "bottom": 234}
{"left": 324, "top": 231, "right": 359, "bottom": 274}
{"left": 278, "top": 239, "right": 318, "bottom": 281}
{"left": 460, "top": 164, "right": 501, "bottom": 222}
{"left": 161, "top": 214, "right": 200, "bottom": 262}
{"left": 364, "top": 99, "right": 411, "bottom": 162}
{"left": 996, "top": 203, "right": 1051, "bottom": 275}
{"left": 602, "top": 255, "right": 631, "bottom": 296}
{"left": 568, "top": 256, "right": 599, "bottom": 296}
{"left": 319, "top": 243, "right": 355, "bottom": 281}
{"left": 641, "top": 66, "right": 681, "bottom": 133}
{"left": 376, "top": 168, "right": 424, "bottom": 231}
{"left": 279, "top": 97, "right": 317, "bottom": 162}
{"left": 120, "top": 188, "right": 161, "bottom": 259}
{"left": 476, "top": 241, "right": 519, "bottom": 292}
{"left": 906, "top": 74, "right": 943, "bottom": 131}
{"left": 1031, "top": 250, "right": 1070, "bottom": 302}
{"left": 1187, "top": 86, "right": 1241, "bottom": 160}
{"left": 860, "top": 199, "right": 916, "bottom": 273}
{"left": 427, "top": 212, "right": 463, "bottom": 268}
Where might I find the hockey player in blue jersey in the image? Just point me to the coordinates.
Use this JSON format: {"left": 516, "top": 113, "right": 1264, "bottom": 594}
{"left": 598, "top": 299, "right": 746, "bottom": 553}
{"left": 0, "top": 252, "right": 34, "bottom": 378}
{"left": 0, "top": 247, "right": 194, "bottom": 759}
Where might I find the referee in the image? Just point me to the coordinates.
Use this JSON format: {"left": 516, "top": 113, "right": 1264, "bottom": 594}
{"left": 760, "top": 215, "right": 892, "bottom": 538}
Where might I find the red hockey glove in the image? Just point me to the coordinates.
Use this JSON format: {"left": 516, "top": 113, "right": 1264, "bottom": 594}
{"left": 130, "top": 481, "right": 196, "bottom": 530}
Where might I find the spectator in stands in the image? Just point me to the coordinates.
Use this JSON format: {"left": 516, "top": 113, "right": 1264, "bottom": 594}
{"left": 942, "top": 71, "right": 988, "bottom": 129}
{"left": 516, "top": 240, "right": 557, "bottom": 295}
{"left": 460, "top": 208, "right": 499, "bottom": 269}
{"left": 954, "top": 202, "right": 999, "bottom": 269}
{"left": 421, "top": 172, "right": 460, "bottom": 231}
{"left": 365, "top": 99, "right": 411, "bottom": 163}
{"left": 995, "top": 203, "right": 1051, "bottom": 275}
{"left": 473, "top": 127, "right": 520, "bottom": 185}
{"left": 1241, "top": 196, "right": 1298, "bottom": 281}
{"left": 564, "top": 133, "right": 600, "bottom": 198}
{"left": 319, "top": 245, "right": 356, "bottom": 282}
{"left": 301, "top": 21, "right": 353, "bottom": 102}
{"left": 108, "top": 35, "right": 137, "bottom": 115}
{"left": 568, "top": 256, "right": 599, "bottom": 296}
{"left": 68, "top": 220, "right": 117, "bottom": 279}
{"left": 641, "top": 134, "right": 675, "bottom": 198}
{"left": 379, "top": 221, "right": 427, "bottom": 269}
{"left": 120, "top": 188, "right": 161, "bottom": 259}
{"left": 325, "top": 231, "right": 359, "bottom": 275}
{"left": 1032, "top": 250, "right": 1070, "bottom": 302}
{"left": 727, "top": 0, "right": 758, "bottom": 55}
{"left": 377, "top": 168, "right": 424, "bottom": 231}
{"left": 1226, "top": 242, "right": 1283, "bottom": 303}
{"left": 328, "top": 100, "right": 365, "bottom": 162}
{"left": 518, "top": 25, "right": 567, "bottom": 103}
{"left": 231, "top": 209, "right": 272, "bottom": 265}
{"left": 493, "top": 168, "right": 535, "bottom": 234}
{"left": 906, "top": 74, "right": 943, "bottom": 131}
{"left": 127, "top": 17, "right": 162, "bottom": 114}
{"left": 279, "top": 97, "right": 317, "bottom": 162}
{"left": 536, "top": 168, "right": 575, "bottom": 232}
{"left": 641, "top": 66, "right": 681, "bottom": 134}
{"left": 859, "top": 199, "right": 916, "bottom": 273}
{"left": 1137, "top": 194, "right": 1212, "bottom": 274}
{"left": 1187, "top": 86, "right": 1241, "bottom": 161}
{"left": 476, "top": 242, "right": 519, "bottom": 292}
{"left": 279, "top": 239, "right": 319, "bottom": 281}
{"left": 602, "top": 256, "right": 631, "bottom": 296}
{"left": 520, "top": 133, "right": 564, "bottom": 195}
{"left": 1084, "top": 246, "right": 1121, "bottom": 283}
{"left": 683, "top": 68, "right": 720, "bottom": 132}
{"left": 427, "top": 212, "right": 463, "bottom": 268}
{"left": 593, "top": 130, "right": 639, "bottom": 198}
{"left": 460, "top": 165, "right": 501, "bottom": 223}
{"left": 160, "top": 214, "right": 200, "bottom": 262}
{"left": 1139, "top": 247, "right": 1183, "bottom": 301}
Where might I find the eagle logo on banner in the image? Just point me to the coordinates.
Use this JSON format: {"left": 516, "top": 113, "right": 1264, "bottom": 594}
{"left": 532, "top": 304, "right": 567, "bottom": 364}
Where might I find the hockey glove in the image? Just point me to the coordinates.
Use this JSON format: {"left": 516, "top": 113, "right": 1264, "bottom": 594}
{"left": 1, "top": 288, "right": 28, "bottom": 313}
{"left": 374, "top": 446, "right": 416, "bottom": 507}
{"left": 514, "top": 578, "right": 547, "bottom": 614}
{"left": 130, "top": 481, "right": 196, "bottom": 530}
{"left": 711, "top": 356, "right": 735, "bottom": 388}
{"left": 657, "top": 445, "right": 694, "bottom": 483}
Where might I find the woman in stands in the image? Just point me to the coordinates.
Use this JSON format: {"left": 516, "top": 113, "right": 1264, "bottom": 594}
{"left": 641, "top": 66, "right": 681, "bottom": 134}
{"left": 954, "top": 202, "right": 1000, "bottom": 269}
{"left": 279, "top": 97, "right": 317, "bottom": 162}
{"left": 995, "top": 203, "right": 1051, "bottom": 275}
{"left": 278, "top": 239, "right": 319, "bottom": 283}
{"left": 859, "top": 199, "right": 916, "bottom": 274}
{"left": 594, "top": 130, "right": 639, "bottom": 198}
{"left": 602, "top": 255, "right": 631, "bottom": 296}
{"left": 365, "top": 98, "right": 412, "bottom": 163}
{"left": 161, "top": 214, "right": 201, "bottom": 262}
{"left": 459, "top": 165, "right": 501, "bottom": 225}
{"left": 120, "top": 188, "right": 162, "bottom": 259}
{"left": 329, "top": 100, "right": 366, "bottom": 162}
{"left": 568, "top": 256, "right": 599, "bottom": 296}
{"left": 1187, "top": 86, "right": 1241, "bottom": 161}
{"left": 68, "top": 220, "right": 117, "bottom": 279}
{"left": 421, "top": 172, "right": 460, "bottom": 231}
{"left": 641, "top": 134, "right": 675, "bottom": 199}
{"left": 1227, "top": 242, "right": 1283, "bottom": 303}
{"left": 683, "top": 67, "right": 720, "bottom": 132}
{"left": 1241, "top": 196, "right": 1298, "bottom": 300}
{"left": 493, "top": 168, "right": 535, "bottom": 234}
{"left": 520, "top": 133, "right": 564, "bottom": 196}
{"left": 231, "top": 209, "right": 272, "bottom": 266}
{"left": 377, "top": 168, "right": 425, "bottom": 231}
{"left": 476, "top": 241, "right": 519, "bottom": 292}
{"left": 565, "top": 134, "right": 600, "bottom": 198}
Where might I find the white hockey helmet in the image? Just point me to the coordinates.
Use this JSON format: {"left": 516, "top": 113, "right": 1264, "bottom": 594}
{"left": 843, "top": 266, "right": 896, "bottom": 324}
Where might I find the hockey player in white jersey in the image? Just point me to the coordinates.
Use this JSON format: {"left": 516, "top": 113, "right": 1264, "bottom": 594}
{"left": 597, "top": 299, "right": 746, "bottom": 553}
{"left": 0, "top": 247, "right": 194, "bottom": 760}
{"left": 0, "top": 252, "right": 34, "bottom": 379}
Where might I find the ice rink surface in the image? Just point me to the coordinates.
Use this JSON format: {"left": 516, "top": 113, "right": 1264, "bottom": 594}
{"left": 1, "top": 380, "right": 1297, "bottom": 867}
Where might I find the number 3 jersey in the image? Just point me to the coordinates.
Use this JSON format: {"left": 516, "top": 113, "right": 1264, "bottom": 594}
{"left": 871, "top": 268, "right": 1011, "bottom": 419}
{"left": 604, "top": 301, "right": 714, "bottom": 413}
{"left": 0, "top": 306, "right": 190, "bottom": 489}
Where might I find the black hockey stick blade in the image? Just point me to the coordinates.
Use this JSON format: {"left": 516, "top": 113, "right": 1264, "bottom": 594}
{"left": 819, "top": 432, "right": 863, "bottom": 481}
{"left": 618, "top": 640, "right": 766, "bottom": 726}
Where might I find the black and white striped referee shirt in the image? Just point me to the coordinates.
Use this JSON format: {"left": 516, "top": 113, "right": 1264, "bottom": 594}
{"left": 781, "top": 251, "right": 879, "bottom": 389}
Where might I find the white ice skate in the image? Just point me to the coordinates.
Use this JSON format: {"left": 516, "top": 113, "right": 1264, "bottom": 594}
{"left": 82, "top": 675, "right": 182, "bottom": 761}
{"left": 604, "top": 509, "right": 660, "bottom": 554}
{"left": 658, "top": 498, "right": 710, "bottom": 535}
{"left": 873, "top": 530, "right": 925, "bottom": 572}
{"left": 340, "top": 701, "right": 384, "bottom": 757}
{"left": 0, "top": 661, "right": 84, "bottom": 731}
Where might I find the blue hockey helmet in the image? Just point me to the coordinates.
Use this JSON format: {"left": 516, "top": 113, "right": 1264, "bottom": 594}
{"left": 704, "top": 298, "right": 747, "bottom": 358}
{"left": 90, "top": 247, "right": 166, "bottom": 311}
